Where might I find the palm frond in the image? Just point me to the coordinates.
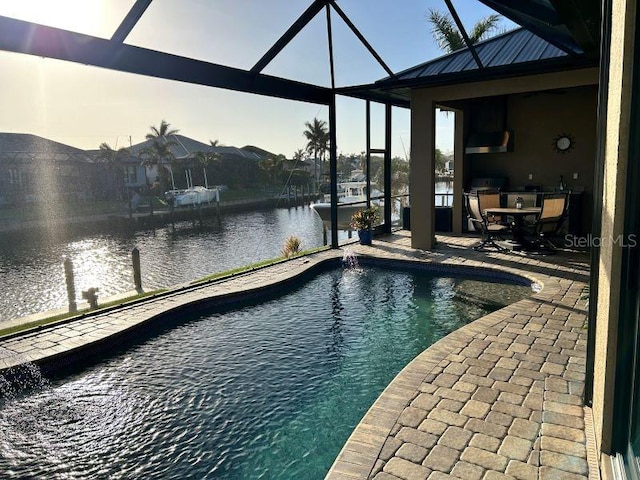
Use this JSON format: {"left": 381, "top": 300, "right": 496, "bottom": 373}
{"left": 468, "top": 14, "right": 501, "bottom": 44}
{"left": 427, "top": 9, "right": 464, "bottom": 52}
{"left": 427, "top": 9, "right": 501, "bottom": 53}
{"left": 146, "top": 120, "right": 179, "bottom": 140}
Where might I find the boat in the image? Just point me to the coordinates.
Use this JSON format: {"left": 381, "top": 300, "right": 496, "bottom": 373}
{"left": 311, "top": 181, "right": 382, "bottom": 230}
{"left": 165, "top": 186, "right": 219, "bottom": 207}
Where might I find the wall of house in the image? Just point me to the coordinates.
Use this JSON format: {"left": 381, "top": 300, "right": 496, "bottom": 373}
{"left": 592, "top": 0, "right": 636, "bottom": 474}
{"left": 467, "top": 85, "right": 598, "bottom": 233}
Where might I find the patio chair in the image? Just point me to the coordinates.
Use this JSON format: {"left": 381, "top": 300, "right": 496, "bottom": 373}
{"left": 525, "top": 192, "right": 570, "bottom": 253}
{"left": 465, "top": 191, "right": 510, "bottom": 252}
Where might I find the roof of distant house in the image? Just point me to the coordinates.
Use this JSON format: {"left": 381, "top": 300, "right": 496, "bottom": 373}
{"left": 0, "top": 132, "right": 86, "bottom": 155}
{"left": 129, "top": 134, "right": 212, "bottom": 159}
{"left": 0, "top": 132, "right": 94, "bottom": 162}
{"left": 129, "top": 134, "right": 266, "bottom": 161}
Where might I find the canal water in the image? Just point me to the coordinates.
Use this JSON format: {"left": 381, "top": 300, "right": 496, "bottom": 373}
{"left": 0, "top": 206, "right": 328, "bottom": 323}
{"left": 0, "top": 182, "right": 453, "bottom": 324}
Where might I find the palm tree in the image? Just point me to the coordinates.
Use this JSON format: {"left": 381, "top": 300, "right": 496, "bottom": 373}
{"left": 259, "top": 154, "right": 286, "bottom": 187}
{"left": 140, "top": 139, "right": 176, "bottom": 189}
{"left": 193, "top": 141, "right": 221, "bottom": 188}
{"left": 142, "top": 120, "right": 179, "bottom": 190}
{"left": 98, "top": 142, "right": 130, "bottom": 200}
{"left": 427, "top": 9, "right": 500, "bottom": 53}
{"left": 145, "top": 119, "right": 179, "bottom": 140}
{"left": 292, "top": 148, "right": 305, "bottom": 162}
{"left": 303, "top": 118, "right": 329, "bottom": 188}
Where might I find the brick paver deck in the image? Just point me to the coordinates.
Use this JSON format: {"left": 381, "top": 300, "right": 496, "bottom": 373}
{"left": 0, "top": 232, "right": 595, "bottom": 480}
{"left": 328, "top": 233, "right": 594, "bottom": 480}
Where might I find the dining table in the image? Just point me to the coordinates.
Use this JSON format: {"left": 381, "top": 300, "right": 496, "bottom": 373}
{"left": 483, "top": 206, "right": 542, "bottom": 251}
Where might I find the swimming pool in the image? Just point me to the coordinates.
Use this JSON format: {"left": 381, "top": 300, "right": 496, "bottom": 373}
{"left": 0, "top": 265, "right": 531, "bottom": 479}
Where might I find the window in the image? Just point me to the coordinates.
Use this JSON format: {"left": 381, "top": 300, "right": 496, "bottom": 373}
{"left": 126, "top": 166, "right": 138, "bottom": 184}
{"left": 7, "top": 168, "right": 19, "bottom": 185}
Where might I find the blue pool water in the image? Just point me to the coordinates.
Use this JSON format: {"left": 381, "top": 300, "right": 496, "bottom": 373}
{"left": 0, "top": 266, "right": 530, "bottom": 479}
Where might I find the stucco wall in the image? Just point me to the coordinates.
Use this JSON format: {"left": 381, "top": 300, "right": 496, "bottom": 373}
{"left": 409, "top": 68, "right": 598, "bottom": 250}
{"left": 468, "top": 85, "right": 598, "bottom": 232}
{"left": 592, "top": 0, "right": 636, "bottom": 465}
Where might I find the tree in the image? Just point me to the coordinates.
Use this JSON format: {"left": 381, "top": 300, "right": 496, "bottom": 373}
{"left": 303, "top": 118, "right": 329, "bottom": 187}
{"left": 292, "top": 148, "right": 305, "bottom": 162}
{"left": 140, "top": 139, "right": 177, "bottom": 190}
{"left": 193, "top": 140, "right": 221, "bottom": 188}
{"left": 391, "top": 156, "right": 410, "bottom": 195}
{"left": 259, "top": 154, "right": 286, "bottom": 187}
{"left": 98, "top": 142, "right": 130, "bottom": 200}
{"left": 145, "top": 119, "right": 179, "bottom": 140}
{"left": 427, "top": 9, "right": 500, "bottom": 53}
{"left": 434, "top": 148, "right": 447, "bottom": 173}
{"left": 142, "top": 120, "right": 179, "bottom": 190}
{"left": 193, "top": 151, "right": 219, "bottom": 189}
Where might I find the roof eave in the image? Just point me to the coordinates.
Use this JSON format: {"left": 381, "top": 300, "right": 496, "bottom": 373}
{"left": 376, "top": 56, "right": 598, "bottom": 92}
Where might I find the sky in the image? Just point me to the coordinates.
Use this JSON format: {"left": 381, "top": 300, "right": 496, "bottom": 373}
{"left": 0, "top": 0, "right": 513, "bottom": 158}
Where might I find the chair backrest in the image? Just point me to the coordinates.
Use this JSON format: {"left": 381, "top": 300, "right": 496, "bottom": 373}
{"left": 465, "top": 193, "right": 484, "bottom": 232}
{"left": 477, "top": 190, "right": 504, "bottom": 225}
{"left": 467, "top": 194, "right": 481, "bottom": 220}
{"left": 540, "top": 194, "right": 568, "bottom": 220}
{"left": 537, "top": 193, "right": 569, "bottom": 234}
{"left": 479, "top": 191, "right": 501, "bottom": 210}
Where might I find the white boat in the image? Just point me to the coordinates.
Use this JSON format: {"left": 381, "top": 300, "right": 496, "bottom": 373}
{"left": 311, "top": 181, "right": 381, "bottom": 230}
{"left": 165, "top": 186, "right": 219, "bottom": 207}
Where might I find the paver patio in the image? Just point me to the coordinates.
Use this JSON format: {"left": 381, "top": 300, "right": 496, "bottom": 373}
{"left": 0, "top": 231, "right": 595, "bottom": 480}
{"left": 328, "top": 233, "right": 595, "bottom": 480}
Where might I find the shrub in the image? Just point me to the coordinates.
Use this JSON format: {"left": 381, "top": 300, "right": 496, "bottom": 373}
{"left": 282, "top": 235, "right": 302, "bottom": 258}
{"left": 350, "top": 206, "right": 380, "bottom": 230}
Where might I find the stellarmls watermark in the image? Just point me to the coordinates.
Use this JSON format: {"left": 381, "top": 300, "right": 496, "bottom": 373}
{"left": 564, "top": 234, "right": 638, "bottom": 248}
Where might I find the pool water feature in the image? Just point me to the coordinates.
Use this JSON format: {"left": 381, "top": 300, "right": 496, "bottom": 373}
{"left": 0, "top": 266, "right": 531, "bottom": 479}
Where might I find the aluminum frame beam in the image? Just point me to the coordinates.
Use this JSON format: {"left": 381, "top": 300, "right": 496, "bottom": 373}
{"left": 111, "top": 0, "right": 153, "bottom": 43}
{"left": 0, "top": 15, "right": 333, "bottom": 105}
{"left": 443, "top": 0, "right": 484, "bottom": 69}
{"left": 251, "top": 0, "right": 327, "bottom": 74}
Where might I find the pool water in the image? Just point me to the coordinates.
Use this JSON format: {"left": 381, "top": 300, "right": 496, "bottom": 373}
{"left": 0, "top": 266, "right": 530, "bottom": 479}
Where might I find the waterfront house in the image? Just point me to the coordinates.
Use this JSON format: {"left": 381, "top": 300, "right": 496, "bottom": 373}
{"left": 0, "top": 132, "right": 100, "bottom": 206}
{"left": 129, "top": 134, "right": 267, "bottom": 190}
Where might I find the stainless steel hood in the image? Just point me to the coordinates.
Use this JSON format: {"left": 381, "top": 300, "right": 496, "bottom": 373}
{"left": 465, "top": 131, "right": 513, "bottom": 154}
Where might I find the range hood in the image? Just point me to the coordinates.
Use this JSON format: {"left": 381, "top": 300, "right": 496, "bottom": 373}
{"left": 465, "top": 130, "right": 513, "bottom": 154}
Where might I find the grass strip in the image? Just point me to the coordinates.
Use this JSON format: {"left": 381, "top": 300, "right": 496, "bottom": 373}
{"left": 0, "top": 289, "right": 166, "bottom": 338}
{"left": 1, "top": 246, "right": 329, "bottom": 338}
{"left": 190, "top": 246, "right": 329, "bottom": 285}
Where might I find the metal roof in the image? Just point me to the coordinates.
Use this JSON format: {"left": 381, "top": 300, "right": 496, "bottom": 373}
{"left": 0, "top": 133, "right": 95, "bottom": 163}
{"left": 478, "top": 0, "right": 601, "bottom": 59}
{"left": 336, "top": 26, "right": 597, "bottom": 104}
{"left": 129, "top": 134, "right": 266, "bottom": 161}
{"left": 388, "top": 28, "right": 567, "bottom": 83}
{"left": 129, "top": 135, "right": 210, "bottom": 159}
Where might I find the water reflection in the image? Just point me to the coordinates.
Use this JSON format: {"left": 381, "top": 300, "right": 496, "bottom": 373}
{"left": 0, "top": 206, "right": 333, "bottom": 322}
